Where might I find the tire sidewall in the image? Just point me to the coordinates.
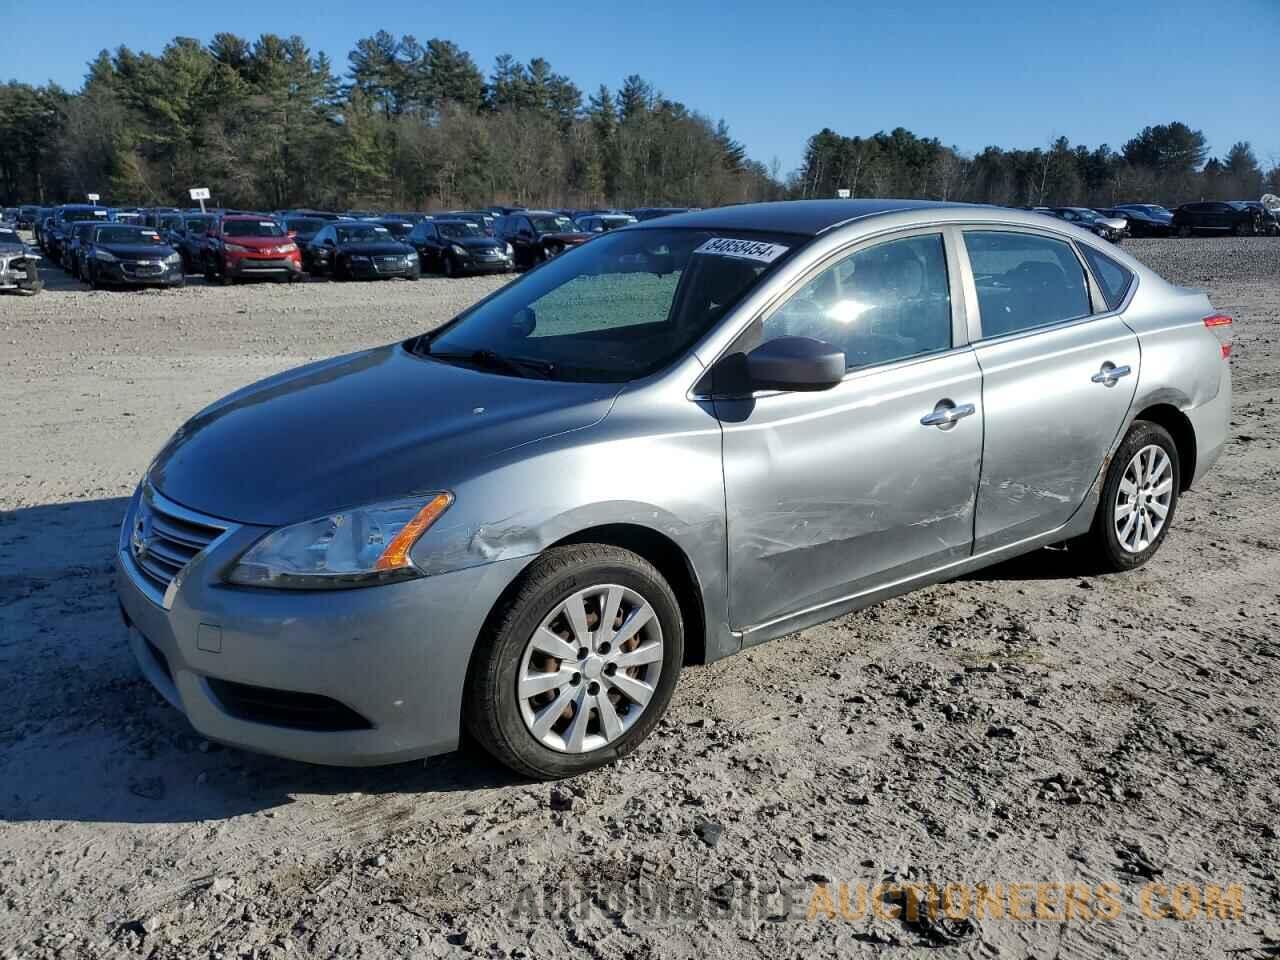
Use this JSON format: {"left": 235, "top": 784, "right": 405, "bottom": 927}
{"left": 477, "top": 551, "right": 684, "bottom": 779}
{"left": 1096, "top": 421, "right": 1181, "bottom": 571}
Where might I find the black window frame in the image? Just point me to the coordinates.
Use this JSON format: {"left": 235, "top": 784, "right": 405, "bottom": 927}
{"left": 1077, "top": 243, "right": 1135, "bottom": 312}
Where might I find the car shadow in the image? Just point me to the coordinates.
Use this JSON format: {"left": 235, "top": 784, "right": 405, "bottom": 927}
{"left": 956, "top": 544, "right": 1086, "bottom": 583}
{"left": 0, "top": 496, "right": 520, "bottom": 826}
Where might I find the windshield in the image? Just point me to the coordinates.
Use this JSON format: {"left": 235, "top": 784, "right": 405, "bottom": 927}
{"left": 1067, "top": 209, "right": 1100, "bottom": 222}
{"left": 286, "top": 218, "right": 325, "bottom": 234}
{"left": 95, "top": 226, "right": 165, "bottom": 245}
{"left": 437, "top": 221, "right": 483, "bottom": 240}
{"left": 336, "top": 224, "right": 392, "bottom": 243}
{"left": 530, "top": 215, "right": 576, "bottom": 234}
{"left": 224, "top": 219, "right": 285, "bottom": 238}
{"left": 418, "top": 228, "right": 799, "bottom": 382}
{"left": 64, "top": 209, "right": 107, "bottom": 223}
{"left": 375, "top": 221, "right": 413, "bottom": 238}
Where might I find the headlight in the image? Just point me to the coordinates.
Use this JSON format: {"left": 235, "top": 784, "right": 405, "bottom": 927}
{"left": 505, "top": 243, "right": 514, "bottom": 257}
{"left": 450, "top": 244, "right": 468, "bottom": 257}
{"left": 91, "top": 248, "right": 117, "bottom": 262}
{"left": 277, "top": 242, "right": 298, "bottom": 254}
{"left": 164, "top": 252, "right": 182, "bottom": 265}
{"left": 224, "top": 242, "right": 252, "bottom": 253}
{"left": 227, "top": 493, "right": 453, "bottom": 589}
{"left": 405, "top": 251, "right": 418, "bottom": 261}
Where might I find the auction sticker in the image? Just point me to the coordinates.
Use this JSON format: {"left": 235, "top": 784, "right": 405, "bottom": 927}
{"left": 694, "top": 237, "right": 789, "bottom": 264}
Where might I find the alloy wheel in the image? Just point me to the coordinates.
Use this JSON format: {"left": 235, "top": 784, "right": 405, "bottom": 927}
{"left": 517, "top": 583, "right": 663, "bottom": 754}
{"left": 1114, "top": 444, "right": 1174, "bottom": 553}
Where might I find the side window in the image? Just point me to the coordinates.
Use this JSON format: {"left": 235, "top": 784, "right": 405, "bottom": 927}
{"left": 1078, "top": 245, "right": 1134, "bottom": 311}
{"left": 964, "top": 231, "right": 1091, "bottom": 338}
{"left": 761, "top": 233, "right": 952, "bottom": 372}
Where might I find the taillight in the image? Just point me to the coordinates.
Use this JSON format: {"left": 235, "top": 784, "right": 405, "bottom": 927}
{"left": 1204, "top": 314, "right": 1232, "bottom": 359}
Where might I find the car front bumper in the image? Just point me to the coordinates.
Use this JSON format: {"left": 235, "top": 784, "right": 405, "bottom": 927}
{"left": 226, "top": 256, "right": 303, "bottom": 279}
{"left": 454, "top": 255, "right": 512, "bottom": 274}
{"left": 114, "top": 489, "right": 530, "bottom": 766}
{"left": 347, "top": 256, "right": 419, "bottom": 278}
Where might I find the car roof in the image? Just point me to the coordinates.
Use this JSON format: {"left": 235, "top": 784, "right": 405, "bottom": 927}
{"left": 639, "top": 199, "right": 986, "bottom": 236}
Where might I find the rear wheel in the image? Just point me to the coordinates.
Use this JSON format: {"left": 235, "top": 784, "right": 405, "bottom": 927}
{"left": 1081, "top": 421, "right": 1180, "bottom": 573}
{"left": 442, "top": 256, "right": 456, "bottom": 278}
{"left": 1177, "top": 225, "right": 1193, "bottom": 238}
{"left": 465, "top": 544, "right": 684, "bottom": 780}
{"left": 1233, "top": 220, "right": 1251, "bottom": 237}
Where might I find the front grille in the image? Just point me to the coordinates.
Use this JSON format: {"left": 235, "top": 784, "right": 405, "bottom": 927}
{"left": 206, "top": 678, "right": 373, "bottom": 732}
{"left": 122, "top": 260, "right": 166, "bottom": 277}
{"left": 240, "top": 258, "right": 289, "bottom": 270}
{"left": 126, "top": 488, "right": 228, "bottom": 605}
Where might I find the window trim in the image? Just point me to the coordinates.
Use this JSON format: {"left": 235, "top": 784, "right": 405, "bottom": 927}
{"left": 955, "top": 224, "right": 1106, "bottom": 345}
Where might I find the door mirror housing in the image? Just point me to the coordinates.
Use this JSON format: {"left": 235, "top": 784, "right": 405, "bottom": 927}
{"left": 745, "top": 337, "right": 845, "bottom": 392}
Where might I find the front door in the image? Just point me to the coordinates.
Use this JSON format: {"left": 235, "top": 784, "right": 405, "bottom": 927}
{"left": 715, "top": 231, "right": 983, "bottom": 633}
{"left": 961, "top": 228, "right": 1140, "bottom": 552}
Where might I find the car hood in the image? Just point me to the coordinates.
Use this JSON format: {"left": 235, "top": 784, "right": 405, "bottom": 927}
{"left": 1096, "top": 217, "right": 1127, "bottom": 230}
{"left": 448, "top": 236, "right": 504, "bottom": 251}
{"left": 338, "top": 242, "right": 412, "bottom": 256}
{"left": 542, "top": 231, "right": 591, "bottom": 244}
{"left": 99, "top": 242, "right": 176, "bottom": 258}
{"left": 148, "top": 343, "right": 620, "bottom": 526}
{"left": 225, "top": 235, "right": 291, "bottom": 250}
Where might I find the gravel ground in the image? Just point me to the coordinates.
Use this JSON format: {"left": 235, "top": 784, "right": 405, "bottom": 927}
{"left": 1, "top": 238, "right": 1278, "bottom": 959}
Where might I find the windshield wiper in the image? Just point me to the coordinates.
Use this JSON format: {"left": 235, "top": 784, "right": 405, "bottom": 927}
{"left": 424, "top": 347, "right": 558, "bottom": 379}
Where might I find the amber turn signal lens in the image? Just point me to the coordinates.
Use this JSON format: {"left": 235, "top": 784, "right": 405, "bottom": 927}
{"left": 373, "top": 492, "right": 454, "bottom": 571}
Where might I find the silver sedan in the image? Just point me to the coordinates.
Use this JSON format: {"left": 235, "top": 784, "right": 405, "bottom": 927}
{"left": 116, "top": 200, "right": 1232, "bottom": 779}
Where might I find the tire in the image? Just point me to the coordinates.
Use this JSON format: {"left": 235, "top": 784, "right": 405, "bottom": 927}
{"left": 88, "top": 264, "right": 102, "bottom": 290}
{"left": 1081, "top": 421, "right": 1180, "bottom": 573}
{"left": 1233, "top": 221, "right": 1250, "bottom": 237}
{"left": 1177, "top": 225, "right": 1193, "bottom": 239}
{"left": 407, "top": 266, "right": 420, "bottom": 281}
{"left": 442, "top": 256, "right": 456, "bottom": 278}
{"left": 464, "top": 544, "right": 684, "bottom": 780}
{"left": 203, "top": 257, "right": 217, "bottom": 283}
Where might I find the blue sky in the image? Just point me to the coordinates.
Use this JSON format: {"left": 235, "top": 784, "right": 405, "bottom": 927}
{"left": 3, "top": 0, "right": 1277, "bottom": 175}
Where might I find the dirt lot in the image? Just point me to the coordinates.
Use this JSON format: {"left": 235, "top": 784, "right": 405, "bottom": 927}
{"left": 2, "top": 239, "right": 1278, "bottom": 959}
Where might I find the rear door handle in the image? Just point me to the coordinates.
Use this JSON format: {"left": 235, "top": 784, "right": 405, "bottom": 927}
{"left": 1091, "top": 363, "right": 1132, "bottom": 385}
{"left": 920, "top": 402, "right": 976, "bottom": 428}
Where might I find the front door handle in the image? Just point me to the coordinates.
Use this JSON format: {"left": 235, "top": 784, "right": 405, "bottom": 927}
{"left": 1091, "top": 363, "right": 1132, "bottom": 385}
{"left": 920, "top": 401, "right": 976, "bottom": 428}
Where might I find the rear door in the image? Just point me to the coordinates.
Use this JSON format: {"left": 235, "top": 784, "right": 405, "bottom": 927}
{"left": 961, "top": 228, "right": 1139, "bottom": 552}
{"left": 716, "top": 229, "right": 983, "bottom": 633}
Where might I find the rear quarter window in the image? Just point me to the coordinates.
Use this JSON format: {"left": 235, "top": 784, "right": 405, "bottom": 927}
{"left": 1078, "top": 245, "right": 1134, "bottom": 311}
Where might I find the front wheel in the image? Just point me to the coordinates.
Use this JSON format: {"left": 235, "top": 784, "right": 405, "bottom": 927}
{"left": 465, "top": 544, "right": 684, "bottom": 780}
{"left": 1082, "top": 421, "right": 1180, "bottom": 573}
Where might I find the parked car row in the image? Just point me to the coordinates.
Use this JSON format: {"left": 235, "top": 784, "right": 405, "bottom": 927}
{"left": 1029, "top": 199, "right": 1280, "bottom": 239}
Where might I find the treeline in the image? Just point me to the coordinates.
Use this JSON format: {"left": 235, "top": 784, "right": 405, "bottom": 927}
{"left": 793, "top": 122, "right": 1280, "bottom": 207}
{"left": 0, "top": 32, "right": 778, "bottom": 210}
{"left": 3, "top": 33, "right": 1276, "bottom": 212}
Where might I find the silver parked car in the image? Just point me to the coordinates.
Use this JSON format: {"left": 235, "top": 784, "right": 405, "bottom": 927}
{"left": 117, "top": 200, "right": 1232, "bottom": 779}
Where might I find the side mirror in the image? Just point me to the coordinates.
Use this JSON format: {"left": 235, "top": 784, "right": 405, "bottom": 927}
{"left": 745, "top": 337, "right": 845, "bottom": 392}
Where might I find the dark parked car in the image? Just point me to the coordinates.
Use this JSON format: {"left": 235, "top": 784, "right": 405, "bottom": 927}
{"left": 1172, "top": 201, "right": 1261, "bottom": 237}
{"left": 1237, "top": 201, "right": 1279, "bottom": 236}
{"left": 81, "top": 224, "right": 184, "bottom": 289}
{"left": 45, "top": 205, "right": 109, "bottom": 259}
{"left": 407, "top": 218, "right": 513, "bottom": 276}
{"left": 167, "top": 214, "right": 216, "bottom": 272}
{"left": 65, "top": 221, "right": 102, "bottom": 276}
{"left": 305, "top": 221, "right": 420, "bottom": 281}
{"left": 576, "top": 213, "right": 638, "bottom": 234}
{"left": 628, "top": 207, "right": 693, "bottom": 221}
{"left": 496, "top": 211, "right": 591, "bottom": 269}
{"left": 282, "top": 216, "right": 330, "bottom": 272}
{"left": 1107, "top": 204, "right": 1175, "bottom": 237}
{"left": 17, "top": 205, "right": 41, "bottom": 229}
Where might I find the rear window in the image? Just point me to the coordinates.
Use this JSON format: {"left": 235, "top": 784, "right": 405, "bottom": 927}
{"left": 965, "top": 231, "right": 1091, "bottom": 338}
{"left": 1079, "top": 245, "right": 1134, "bottom": 311}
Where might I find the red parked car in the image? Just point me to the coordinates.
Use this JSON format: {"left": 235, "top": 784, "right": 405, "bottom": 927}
{"left": 203, "top": 215, "right": 303, "bottom": 284}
